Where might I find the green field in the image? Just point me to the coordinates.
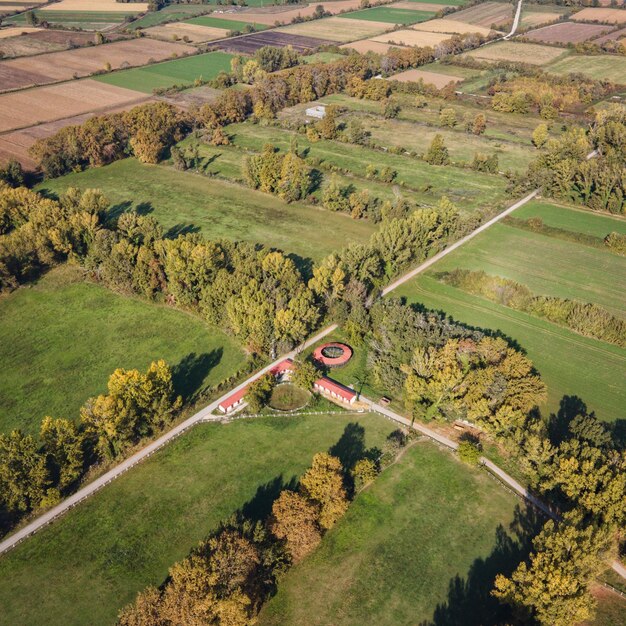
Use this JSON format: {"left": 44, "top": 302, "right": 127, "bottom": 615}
{"left": 338, "top": 6, "right": 435, "bottom": 24}
{"left": 9, "top": 10, "right": 135, "bottom": 26}
{"left": 546, "top": 54, "right": 626, "bottom": 84}
{"left": 36, "top": 159, "right": 376, "bottom": 262}
{"left": 429, "top": 222, "right": 626, "bottom": 319}
{"left": 259, "top": 441, "right": 519, "bottom": 626}
{"left": 186, "top": 15, "right": 268, "bottom": 31}
{"left": 224, "top": 122, "right": 509, "bottom": 212}
{"left": 94, "top": 51, "right": 234, "bottom": 93}
{"left": 0, "top": 413, "right": 396, "bottom": 626}
{"left": 130, "top": 4, "right": 214, "bottom": 29}
{"left": 0, "top": 265, "right": 246, "bottom": 435}
{"left": 302, "top": 51, "right": 346, "bottom": 64}
{"left": 514, "top": 200, "right": 626, "bottom": 239}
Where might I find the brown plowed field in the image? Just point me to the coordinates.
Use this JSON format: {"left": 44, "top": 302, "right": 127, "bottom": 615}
{"left": 0, "top": 95, "right": 156, "bottom": 169}
{"left": 145, "top": 22, "right": 229, "bottom": 43}
{"left": 0, "top": 29, "right": 111, "bottom": 58}
{"left": 0, "top": 38, "right": 195, "bottom": 92}
{"left": 572, "top": 8, "right": 626, "bottom": 25}
{"left": 0, "top": 79, "right": 149, "bottom": 133}
{"left": 278, "top": 16, "right": 390, "bottom": 42}
{"left": 414, "top": 18, "right": 494, "bottom": 35}
{"left": 212, "top": 31, "right": 335, "bottom": 53}
{"left": 446, "top": 2, "right": 512, "bottom": 28}
{"left": 524, "top": 21, "right": 610, "bottom": 44}
{"left": 372, "top": 29, "right": 454, "bottom": 47}
{"left": 208, "top": 0, "right": 364, "bottom": 26}
{"left": 0, "top": 27, "right": 39, "bottom": 39}
{"left": 41, "top": 0, "right": 148, "bottom": 11}
{"left": 593, "top": 25, "right": 626, "bottom": 43}
{"left": 389, "top": 67, "right": 464, "bottom": 87}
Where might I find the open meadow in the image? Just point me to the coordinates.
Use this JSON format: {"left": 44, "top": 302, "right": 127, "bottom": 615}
{"left": 463, "top": 40, "right": 569, "bottom": 65}
{"left": 0, "top": 265, "right": 246, "bottom": 435}
{"left": 36, "top": 158, "right": 377, "bottom": 262}
{"left": 446, "top": 1, "right": 512, "bottom": 28}
{"left": 222, "top": 121, "right": 510, "bottom": 212}
{"left": 545, "top": 53, "right": 626, "bottom": 84}
{"left": 93, "top": 50, "right": 234, "bottom": 93}
{"left": 0, "top": 413, "right": 397, "bottom": 626}
{"left": 391, "top": 202, "right": 626, "bottom": 422}
{"left": 259, "top": 441, "right": 520, "bottom": 626}
{"left": 278, "top": 16, "right": 391, "bottom": 42}
{"left": 338, "top": 5, "right": 435, "bottom": 23}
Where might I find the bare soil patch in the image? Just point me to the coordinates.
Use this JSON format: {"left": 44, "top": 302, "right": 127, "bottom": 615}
{"left": 0, "top": 29, "right": 104, "bottom": 58}
{"left": 372, "top": 28, "right": 454, "bottom": 47}
{"left": 212, "top": 30, "right": 335, "bottom": 53}
{"left": 520, "top": 11, "right": 563, "bottom": 28}
{"left": 572, "top": 8, "right": 626, "bottom": 25}
{"left": 414, "top": 18, "right": 494, "bottom": 35}
{"left": 524, "top": 21, "right": 609, "bottom": 44}
{"left": 0, "top": 78, "right": 148, "bottom": 133}
{"left": 340, "top": 39, "right": 408, "bottom": 53}
{"left": 446, "top": 1, "right": 512, "bottom": 28}
{"left": 463, "top": 40, "right": 567, "bottom": 65}
{"left": 145, "top": 22, "right": 229, "bottom": 43}
{"left": 593, "top": 25, "right": 626, "bottom": 43}
{"left": 389, "top": 67, "right": 464, "bottom": 87}
{"left": 278, "top": 16, "right": 390, "bottom": 41}
{"left": 208, "top": 0, "right": 364, "bottom": 26}
{"left": 0, "top": 38, "right": 195, "bottom": 92}
{"left": 0, "top": 27, "right": 39, "bottom": 39}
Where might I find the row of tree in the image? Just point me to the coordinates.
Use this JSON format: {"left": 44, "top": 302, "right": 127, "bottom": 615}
{"left": 527, "top": 104, "right": 625, "bottom": 214}
{"left": 0, "top": 361, "right": 179, "bottom": 533}
{"left": 118, "top": 443, "right": 390, "bottom": 625}
{"left": 440, "top": 268, "right": 626, "bottom": 347}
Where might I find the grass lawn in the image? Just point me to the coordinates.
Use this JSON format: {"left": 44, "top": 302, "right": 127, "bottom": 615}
{"left": 36, "top": 159, "right": 376, "bottom": 263}
{"left": 225, "top": 122, "right": 509, "bottom": 212}
{"left": 0, "top": 265, "right": 246, "bottom": 435}
{"left": 302, "top": 51, "right": 346, "bottom": 64}
{"left": 10, "top": 10, "right": 134, "bottom": 24}
{"left": 339, "top": 7, "right": 435, "bottom": 24}
{"left": 186, "top": 15, "right": 268, "bottom": 31}
{"left": 129, "top": 4, "right": 213, "bottom": 29}
{"left": 259, "top": 441, "right": 520, "bottom": 626}
{"left": 428, "top": 222, "right": 626, "bottom": 319}
{"left": 546, "top": 54, "right": 626, "bottom": 84}
{"left": 0, "top": 413, "right": 396, "bottom": 626}
{"left": 513, "top": 200, "right": 626, "bottom": 239}
{"left": 393, "top": 275, "right": 626, "bottom": 422}
{"left": 94, "top": 51, "right": 234, "bottom": 93}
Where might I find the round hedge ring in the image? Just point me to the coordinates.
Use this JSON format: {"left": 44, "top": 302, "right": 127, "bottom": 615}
{"left": 312, "top": 342, "right": 353, "bottom": 367}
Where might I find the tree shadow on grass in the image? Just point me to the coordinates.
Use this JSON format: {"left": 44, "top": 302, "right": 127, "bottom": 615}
{"left": 419, "top": 504, "right": 544, "bottom": 626}
{"left": 165, "top": 223, "right": 201, "bottom": 238}
{"left": 172, "top": 349, "right": 223, "bottom": 402}
{"left": 241, "top": 474, "right": 299, "bottom": 523}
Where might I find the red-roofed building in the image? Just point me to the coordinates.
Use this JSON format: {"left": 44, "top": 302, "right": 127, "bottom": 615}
{"left": 218, "top": 386, "right": 248, "bottom": 414}
{"left": 313, "top": 376, "right": 356, "bottom": 405}
{"left": 270, "top": 358, "right": 295, "bottom": 379}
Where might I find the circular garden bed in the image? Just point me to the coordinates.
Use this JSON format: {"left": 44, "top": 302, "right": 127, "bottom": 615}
{"left": 312, "top": 342, "right": 353, "bottom": 367}
{"left": 269, "top": 383, "right": 310, "bottom": 412}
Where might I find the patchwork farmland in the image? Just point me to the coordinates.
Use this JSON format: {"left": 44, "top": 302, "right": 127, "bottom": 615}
{"left": 0, "top": 1, "right": 625, "bottom": 624}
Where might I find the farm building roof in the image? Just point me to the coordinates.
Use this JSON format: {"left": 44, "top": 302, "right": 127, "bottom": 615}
{"left": 314, "top": 376, "right": 356, "bottom": 402}
{"left": 270, "top": 358, "right": 294, "bottom": 376}
{"left": 218, "top": 386, "right": 247, "bottom": 412}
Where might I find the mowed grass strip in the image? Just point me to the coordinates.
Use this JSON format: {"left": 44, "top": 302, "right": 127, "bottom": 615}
{"left": 94, "top": 51, "right": 234, "bottom": 93}
{"left": 514, "top": 200, "right": 626, "bottom": 238}
{"left": 36, "top": 158, "right": 376, "bottom": 262}
{"left": 0, "top": 265, "right": 246, "bottom": 435}
{"left": 545, "top": 54, "right": 626, "bottom": 84}
{"left": 186, "top": 14, "right": 268, "bottom": 31}
{"left": 338, "top": 6, "right": 435, "bottom": 23}
{"left": 392, "top": 276, "right": 626, "bottom": 422}
{"left": 430, "top": 222, "right": 626, "bottom": 318}
{"left": 0, "top": 414, "right": 396, "bottom": 626}
{"left": 10, "top": 10, "right": 134, "bottom": 23}
{"left": 463, "top": 40, "right": 569, "bottom": 65}
{"left": 259, "top": 441, "right": 518, "bottom": 626}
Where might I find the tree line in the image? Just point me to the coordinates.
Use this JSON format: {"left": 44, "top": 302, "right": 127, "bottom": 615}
{"left": 527, "top": 104, "right": 625, "bottom": 214}
{"left": 118, "top": 431, "right": 408, "bottom": 625}
{"left": 440, "top": 268, "right": 626, "bottom": 348}
{"left": 347, "top": 298, "right": 624, "bottom": 625}
{"left": 0, "top": 360, "right": 180, "bottom": 534}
